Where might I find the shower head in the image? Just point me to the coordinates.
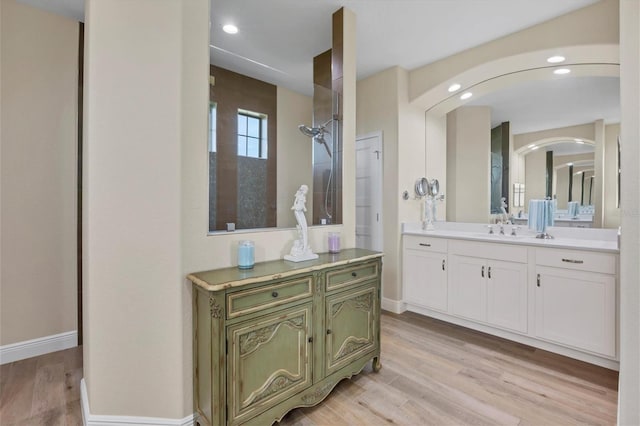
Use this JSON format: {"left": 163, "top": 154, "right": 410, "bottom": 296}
{"left": 298, "top": 124, "right": 322, "bottom": 138}
{"left": 298, "top": 121, "right": 332, "bottom": 158}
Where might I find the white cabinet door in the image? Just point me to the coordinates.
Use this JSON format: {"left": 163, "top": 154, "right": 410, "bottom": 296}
{"left": 535, "top": 266, "right": 616, "bottom": 357}
{"left": 449, "top": 255, "right": 486, "bottom": 321}
{"left": 403, "top": 249, "right": 447, "bottom": 312}
{"left": 486, "top": 260, "right": 528, "bottom": 333}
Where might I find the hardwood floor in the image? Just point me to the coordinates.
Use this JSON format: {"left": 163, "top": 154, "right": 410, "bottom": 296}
{"left": 279, "top": 312, "right": 619, "bottom": 425}
{"left": 0, "top": 312, "right": 618, "bottom": 425}
{"left": 0, "top": 345, "right": 83, "bottom": 425}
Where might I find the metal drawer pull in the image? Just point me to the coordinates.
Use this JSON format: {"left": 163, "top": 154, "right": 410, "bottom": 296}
{"left": 481, "top": 266, "right": 485, "bottom": 278}
{"left": 271, "top": 291, "right": 279, "bottom": 298}
{"left": 419, "top": 243, "right": 431, "bottom": 247}
{"left": 561, "top": 258, "right": 584, "bottom": 264}
{"left": 537, "top": 274, "right": 541, "bottom": 287}
{"left": 351, "top": 272, "right": 357, "bottom": 277}
{"left": 442, "top": 259, "right": 445, "bottom": 271}
{"left": 488, "top": 266, "right": 492, "bottom": 279}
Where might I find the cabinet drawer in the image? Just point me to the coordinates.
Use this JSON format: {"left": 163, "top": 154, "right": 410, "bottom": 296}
{"left": 535, "top": 248, "right": 616, "bottom": 275}
{"left": 227, "top": 276, "right": 313, "bottom": 319}
{"left": 326, "top": 261, "right": 379, "bottom": 293}
{"left": 403, "top": 234, "right": 447, "bottom": 253}
{"left": 449, "top": 240, "right": 527, "bottom": 263}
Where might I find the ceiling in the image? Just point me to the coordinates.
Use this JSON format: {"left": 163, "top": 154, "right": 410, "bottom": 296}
{"left": 18, "top": 0, "right": 618, "bottom": 143}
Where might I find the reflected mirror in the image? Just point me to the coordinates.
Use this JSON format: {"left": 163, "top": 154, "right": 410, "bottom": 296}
{"left": 208, "top": 1, "right": 344, "bottom": 233}
{"left": 446, "top": 72, "right": 620, "bottom": 228}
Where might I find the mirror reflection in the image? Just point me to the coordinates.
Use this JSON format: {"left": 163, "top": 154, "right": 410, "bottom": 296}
{"left": 207, "top": 4, "right": 343, "bottom": 233}
{"left": 446, "top": 73, "right": 620, "bottom": 229}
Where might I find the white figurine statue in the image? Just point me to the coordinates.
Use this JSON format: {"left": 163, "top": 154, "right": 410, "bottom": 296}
{"left": 284, "top": 185, "right": 319, "bottom": 262}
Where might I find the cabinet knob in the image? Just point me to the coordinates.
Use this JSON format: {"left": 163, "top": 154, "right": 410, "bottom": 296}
{"left": 488, "top": 266, "right": 492, "bottom": 279}
{"left": 442, "top": 259, "right": 445, "bottom": 271}
{"left": 351, "top": 272, "right": 357, "bottom": 277}
{"left": 537, "top": 274, "right": 541, "bottom": 287}
{"left": 326, "top": 329, "right": 332, "bottom": 335}
{"left": 481, "top": 265, "right": 485, "bottom": 278}
{"left": 271, "top": 291, "right": 279, "bottom": 298}
{"left": 308, "top": 337, "right": 313, "bottom": 343}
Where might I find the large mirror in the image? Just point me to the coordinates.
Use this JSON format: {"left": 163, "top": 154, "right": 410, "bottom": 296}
{"left": 207, "top": 1, "right": 344, "bottom": 233}
{"left": 444, "top": 69, "right": 620, "bottom": 229}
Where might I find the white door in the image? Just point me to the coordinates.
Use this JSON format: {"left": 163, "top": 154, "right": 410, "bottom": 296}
{"left": 403, "top": 249, "right": 448, "bottom": 312}
{"left": 486, "top": 260, "right": 528, "bottom": 333}
{"left": 355, "top": 132, "right": 383, "bottom": 251}
{"left": 449, "top": 255, "right": 486, "bottom": 322}
{"left": 535, "top": 266, "right": 616, "bottom": 357}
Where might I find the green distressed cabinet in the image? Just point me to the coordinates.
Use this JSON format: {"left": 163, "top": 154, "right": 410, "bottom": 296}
{"left": 188, "top": 249, "right": 383, "bottom": 426}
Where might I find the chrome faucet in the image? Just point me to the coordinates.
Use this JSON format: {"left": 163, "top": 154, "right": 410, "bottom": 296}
{"left": 511, "top": 226, "right": 520, "bottom": 236}
{"left": 499, "top": 224, "right": 505, "bottom": 235}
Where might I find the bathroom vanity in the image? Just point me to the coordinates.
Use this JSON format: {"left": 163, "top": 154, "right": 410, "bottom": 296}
{"left": 188, "top": 249, "right": 382, "bottom": 426}
{"left": 402, "top": 223, "right": 619, "bottom": 369}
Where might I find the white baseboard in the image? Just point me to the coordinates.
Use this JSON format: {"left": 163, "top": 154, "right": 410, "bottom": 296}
{"left": 81, "top": 379, "right": 195, "bottom": 426}
{"left": 0, "top": 330, "right": 77, "bottom": 364}
{"left": 381, "top": 297, "right": 406, "bottom": 314}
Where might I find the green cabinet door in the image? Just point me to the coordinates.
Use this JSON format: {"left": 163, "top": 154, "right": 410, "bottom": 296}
{"left": 325, "top": 283, "right": 377, "bottom": 375}
{"left": 227, "top": 304, "right": 313, "bottom": 425}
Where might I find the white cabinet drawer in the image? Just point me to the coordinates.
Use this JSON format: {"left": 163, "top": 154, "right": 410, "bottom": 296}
{"left": 403, "top": 234, "right": 447, "bottom": 253}
{"left": 449, "top": 240, "right": 527, "bottom": 263}
{"left": 536, "top": 248, "right": 616, "bottom": 275}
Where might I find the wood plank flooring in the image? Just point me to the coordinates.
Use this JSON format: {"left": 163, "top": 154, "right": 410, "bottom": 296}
{"left": 279, "top": 312, "right": 619, "bottom": 425}
{"left": 0, "top": 312, "right": 618, "bottom": 425}
{"left": 0, "top": 345, "right": 82, "bottom": 426}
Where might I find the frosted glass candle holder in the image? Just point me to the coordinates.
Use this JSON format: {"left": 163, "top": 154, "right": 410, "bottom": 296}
{"left": 328, "top": 232, "right": 340, "bottom": 253}
{"left": 237, "top": 240, "right": 255, "bottom": 269}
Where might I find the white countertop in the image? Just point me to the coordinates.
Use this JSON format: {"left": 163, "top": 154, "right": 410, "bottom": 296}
{"left": 402, "top": 222, "right": 619, "bottom": 253}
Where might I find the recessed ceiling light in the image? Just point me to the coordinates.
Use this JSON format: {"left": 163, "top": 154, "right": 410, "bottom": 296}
{"left": 531, "top": 146, "right": 539, "bottom": 150}
{"left": 460, "top": 92, "right": 472, "bottom": 100}
{"left": 448, "top": 83, "right": 461, "bottom": 92}
{"left": 575, "top": 138, "right": 584, "bottom": 144}
{"left": 547, "top": 55, "right": 565, "bottom": 63}
{"left": 223, "top": 24, "right": 238, "bottom": 34}
{"left": 553, "top": 68, "right": 571, "bottom": 75}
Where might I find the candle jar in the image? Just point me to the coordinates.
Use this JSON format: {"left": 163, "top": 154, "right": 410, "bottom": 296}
{"left": 328, "top": 232, "right": 340, "bottom": 253}
{"left": 237, "top": 240, "right": 255, "bottom": 269}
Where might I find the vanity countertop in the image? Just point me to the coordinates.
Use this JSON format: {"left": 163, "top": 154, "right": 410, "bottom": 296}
{"left": 188, "top": 248, "right": 383, "bottom": 292}
{"left": 402, "top": 222, "right": 619, "bottom": 253}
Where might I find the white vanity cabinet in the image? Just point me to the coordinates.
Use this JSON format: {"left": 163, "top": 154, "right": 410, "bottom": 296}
{"left": 401, "top": 227, "right": 619, "bottom": 369}
{"left": 534, "top": 248, "right": 617, "bottom": 357}
{"left": 449, "top": 241, "right": 528, "bottom": 333}
{"left": 402, "top": 235, "right": 448, "bottom": 312}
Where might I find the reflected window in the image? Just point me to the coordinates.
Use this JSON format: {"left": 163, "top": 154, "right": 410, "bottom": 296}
{"left": 209, "top": 102, "right": 217, "bottom": 152}
{"left": 237, "top": 109, "right": 268, "bottom": 159}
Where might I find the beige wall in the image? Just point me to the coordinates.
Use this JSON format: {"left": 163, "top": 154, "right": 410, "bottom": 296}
{"left": 356, "top": 67, "right": 401, "bottom": 301}
{"left": 618, "top": 1, "right": 639, "bottom": 423}
{"left": 446, "top": 106, "right": 491, "bottom": 223}
{"left": 514, "top": 123, "right": 595, "bottom": 151}
{"left": 524, "top": 149, "right": 547, "bottom": 209}
{"left": 276, "top": 87, "right": 313, "bottom": 228}
{"left": 83, "top": 0, "right": 197, "bottom": 417}
{"left": 409, "top": 0, "right": 619, "bottom": 104}
{"left": 0, "top": 0, "right": 78, "bottom": 346}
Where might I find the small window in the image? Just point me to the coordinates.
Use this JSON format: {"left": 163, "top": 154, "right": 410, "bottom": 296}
{"left": 209, "top": 102, "right": 217, "bottom": 153}
{"left": 237, "top": 109, "right": 267, "bottom": 159}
